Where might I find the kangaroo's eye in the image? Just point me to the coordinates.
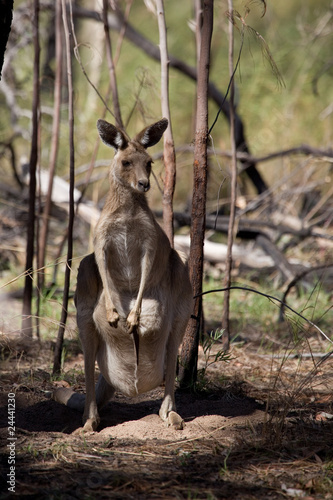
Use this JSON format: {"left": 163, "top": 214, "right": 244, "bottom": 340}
{"left": 147, "top": 161, "right": 152, "bottom": 170}
{"left": 122, "top": 160, "right": 131, "bottom": 167}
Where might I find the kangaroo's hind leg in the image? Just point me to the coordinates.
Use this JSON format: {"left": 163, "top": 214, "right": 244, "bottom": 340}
{"left": 75, "top": 253, "right": 113, "bottom": 432}
{"left": 159, "top": 253, "right": 192, "bottom": 429}
{"left": 159, "top": 318, "right": 187, "bottom": 430}
{"left": 82, "top": 373, "right": 115, "bottom": 432}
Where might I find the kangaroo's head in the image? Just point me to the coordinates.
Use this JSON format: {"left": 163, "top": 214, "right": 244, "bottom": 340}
{"left": 97, "top": 118, "right": 168, "bottom": 193}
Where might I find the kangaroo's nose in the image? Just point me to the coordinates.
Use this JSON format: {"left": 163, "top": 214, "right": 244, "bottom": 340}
{"left": 138, "top": 179, "right": 150, "bottom": 192}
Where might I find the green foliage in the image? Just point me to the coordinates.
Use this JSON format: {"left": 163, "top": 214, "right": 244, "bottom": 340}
{"left": 196, "top": 328, "right": 232, "bottom": 390}
{"left": 219, "top": 449, "right": 231, "bottom": 477}
{"left": 201, "top": 328, "right": 232, "bottom": 369}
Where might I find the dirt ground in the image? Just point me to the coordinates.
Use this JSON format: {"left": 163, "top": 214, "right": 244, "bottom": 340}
{"left": 0, "top": 295, "right": 333, "bottom": 499}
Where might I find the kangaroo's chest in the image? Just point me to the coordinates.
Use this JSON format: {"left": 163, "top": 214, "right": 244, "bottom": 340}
{"left": 111, "top": 224, "right": 140, "bottom": 258}
{"left": 106, "top": 210, "right": 151, "bottom": 248}
{"left": 104, "top": 216, "right": 153, "bottom": 288}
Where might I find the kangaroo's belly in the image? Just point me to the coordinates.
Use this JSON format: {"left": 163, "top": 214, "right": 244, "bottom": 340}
{"left": 96, "top": 329, "right": 167, "bottom": 397}
{"left": 94, "top": 295, "right": 171, "bottom": 397}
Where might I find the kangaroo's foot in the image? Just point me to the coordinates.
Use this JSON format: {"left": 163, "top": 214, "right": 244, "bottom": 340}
{"left": 83, "top": 416, "right": 100, "bottom": 432}
{"left": 166, "top": 411, "right": 184, "bottom": 430}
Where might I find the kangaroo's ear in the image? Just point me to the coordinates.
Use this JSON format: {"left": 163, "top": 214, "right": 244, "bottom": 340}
{"left": 135, "top": 118, "right": 168, "bottom": 149}
{"left": 97, "top": 120, "right": 129, "bottom": 150}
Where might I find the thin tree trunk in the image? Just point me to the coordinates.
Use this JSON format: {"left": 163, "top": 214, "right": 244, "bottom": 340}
{"left": 53, "top": 0, "right": 75, "bottom": 374}
{"left": 39, "top": 1, "right": 63, "bottom": 289}
{"left": 22, "top": 0, "right": 40, "bottom": 338}
{"left": 102, "top": 0, "right": 123, "bottom": 130}
{"left": 35, "top": 119, "right": 42, "bottom": 339}
{"left": 156, "top": 0, "right": 176, "bottom": 246}
{"left": 221, "top": 0, "right": 237, "bottom": 350}
{"left": 179, "top": 0, "right": 213, "bottom": 388}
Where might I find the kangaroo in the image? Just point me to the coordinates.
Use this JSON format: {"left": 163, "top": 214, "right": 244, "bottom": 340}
{"left": 53, "top": 118, "right": 192, "bottom": 432}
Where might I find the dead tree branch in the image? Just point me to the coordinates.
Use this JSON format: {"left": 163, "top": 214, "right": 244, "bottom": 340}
{"left": 171, "top": 211, "right": 333, "bottom": 241}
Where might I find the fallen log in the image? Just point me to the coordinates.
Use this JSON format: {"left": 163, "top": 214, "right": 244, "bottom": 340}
{"left": 174, "top": 235, "right": 274, "bottom": 268}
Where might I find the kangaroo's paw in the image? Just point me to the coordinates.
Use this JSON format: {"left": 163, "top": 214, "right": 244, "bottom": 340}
{"left": 167, "top": 411, "right": 184, "bottom": 430}
{"left": 106, "top": 308, "right": 119, "bottom": 327}
{"left": 126, "top": 309, "right": 140, "bottom": 333}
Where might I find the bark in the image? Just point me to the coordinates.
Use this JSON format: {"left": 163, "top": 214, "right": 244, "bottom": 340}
{"left": 179, "top": 0, "right": 213, "bottom": 389}
{"left": 53, "top": 0, "right": 75, "bottom": 374}
{"left": 22, "top": 0, "right": 40, "bottom": 338}
{"left": 156, "top": 0, "right": 176, "bottom": 246}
